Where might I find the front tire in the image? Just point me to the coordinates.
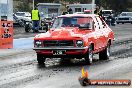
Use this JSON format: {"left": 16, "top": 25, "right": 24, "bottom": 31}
{"left": 37, "top": 54, "right": 45, "bottom": 65}
{"left": 25, "top": 24, "right": 30, "bottom": 32}
{"left": 99, "top": 43, "right": 110, "bottom": 60}
{"left": 84, "top": 45, "right": 93, "bottom": 65}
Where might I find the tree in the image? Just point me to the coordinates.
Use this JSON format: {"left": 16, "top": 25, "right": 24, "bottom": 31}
{"left": 97, "top": 0, "right": 130, "bottom": 14}
{"left": 17, "top": 0, "right": 32, "bottom": 12}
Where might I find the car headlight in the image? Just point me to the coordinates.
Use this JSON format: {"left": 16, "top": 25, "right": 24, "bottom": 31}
{"left": 34, "top": 41, "right": 42, "bottom": 47}
{"left": 76, "top": 40, "right": 84, "bottom": 47}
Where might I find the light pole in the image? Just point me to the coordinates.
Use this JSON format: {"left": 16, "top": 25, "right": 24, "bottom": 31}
{"left": 33, "top": 0, "right": 34, "bottom": 10}
{"left": 92, "top": 0, "right": 95, "bottom": 14}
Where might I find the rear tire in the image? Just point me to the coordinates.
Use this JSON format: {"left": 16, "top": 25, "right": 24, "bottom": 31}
{"left": 37, "top": 54, "right": 45, "bottom": 65}
{"left": 99, "top": 43, "right": 110, "bottom": 60}
{"left": 25, "top": 23, "right": 31, "bottom": 33}
{"left": 84, "top": 45, "right": 93, "bottom": 65}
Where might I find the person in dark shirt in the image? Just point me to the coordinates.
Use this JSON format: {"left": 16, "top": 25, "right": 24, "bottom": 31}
{"left": 68, "top": 8, "right": 73, "bottom": 14}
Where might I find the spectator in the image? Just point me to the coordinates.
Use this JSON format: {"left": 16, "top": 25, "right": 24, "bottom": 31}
{"left": 94, "top": 6, "right": 102, "bottom": 16}
{"left": 31, "top": 7, "right": 40, "bottom": 33}
{"left": 68, "top": 8, "right": 73, "bottom": 14}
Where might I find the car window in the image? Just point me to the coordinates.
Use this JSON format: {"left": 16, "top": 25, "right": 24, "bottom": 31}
{"left": 25, "top": 13, "right": 31, "bottom": 17}
{"left": 96, "top": 17, "right": 104, "bottom": 29}
{"left": 93, "top": 17, "right": 100, "bottom": 29}
{"left": 120, "top": 13, "right": 132, "bottom": 16}
{"left": 51, "top": 17, "right": 93, "bottom": 29}
{"left": 15, "top": 13, "right": 25, "bottom": 16}
{"left": 127, "top": 13, "right": 132, "bottom": 16}
{"left": 102, "top": 11, "right": 112, "bottom": 14}
{"left": 121, "top": 13, "right": 127, "bottom": 16}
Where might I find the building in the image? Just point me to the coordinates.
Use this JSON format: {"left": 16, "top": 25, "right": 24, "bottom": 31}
{"left": 67, "top": 4, "right": 96, "bottom": 13}
{"left": 37, "top": 3, "right": 61, "bottom": 18}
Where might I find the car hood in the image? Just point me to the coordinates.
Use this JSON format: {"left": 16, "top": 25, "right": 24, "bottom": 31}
{"left": 35, "top": 27, "right": 92, "bottom": 39}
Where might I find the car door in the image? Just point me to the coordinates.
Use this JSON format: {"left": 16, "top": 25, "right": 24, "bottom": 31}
{"left": 96, "top": 16, "right": 108, "bottom": 48}
{"left": 91, "top": 16, "right": 103, "bottom": 51}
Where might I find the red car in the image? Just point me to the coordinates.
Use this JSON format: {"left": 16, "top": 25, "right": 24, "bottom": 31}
{"left": 33, "top": 14, "right": 114, "bottom": 65}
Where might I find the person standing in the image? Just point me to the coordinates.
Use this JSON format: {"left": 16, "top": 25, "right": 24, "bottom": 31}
{"left": 31, "top": 7, "right": 40, "bottom": 33}
{"left": 94, "top": 6, "right": 101, "bottom": 15}
{"left": 68, "top": 8, "right": 73, "bottom": 14}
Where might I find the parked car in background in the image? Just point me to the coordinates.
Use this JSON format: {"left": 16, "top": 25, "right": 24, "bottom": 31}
{"left": 33, "top": 14, "right": 114, "bottom": 65}
{"left": 14, "top": 12, "right": 32, "bottom": 23}
{"left": 101, "top": 10, "right": 116, "bottom": 26}
{"left": 13, "top": 13, "right": 25, "bottom": 27}
{"left": 44, "top": 17, "right": 52, "bottom": 25}
{"left": 101, "top": 10, "right": 114, "bottom": 17}
{"left": 116, "top": 12, "right": 132, "bottom": 24}
{"left": 84, "top": 10, "right": 92, "bottom": 14}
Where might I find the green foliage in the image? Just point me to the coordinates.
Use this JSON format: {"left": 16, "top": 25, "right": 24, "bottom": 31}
{"left": 127, "top": 8, "right": 132, "bottom": 12}
{"left": 97, "top": 0, "right": 132, "bottom": 14}
{"left": 15, "top": 0, "right": 32, "bottom": 12}
{"left": 17, "top": 2, "right": 31, "bottom": 12}
{"left": 14, "top": 0, "right": 132, "bottom": 14}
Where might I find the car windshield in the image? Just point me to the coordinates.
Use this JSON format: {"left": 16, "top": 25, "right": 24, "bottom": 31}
{"left": 51, "top": 17, "right": 93, "bottom": 29}
{"left": 102, "top": 11, "right": 112, "bottom": 14}
{"left": 15, "top": 13, "right": 25, "bottom": 16}
{"left": 121, "top": 13, "right": 132, "bottom": 16}
{"left": 15, "top": 12, "right": 31, "bottom": 17}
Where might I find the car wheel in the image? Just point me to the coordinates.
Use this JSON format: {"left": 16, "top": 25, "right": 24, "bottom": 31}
{"left": 117, "top": 22, "right": 119, "bottom": 24}
{"left": 25, "top": 23, "right": 31, "bottom": 32}
{"left": 37, "top": 54, "right": 45, "bottom": 65}
{"left": 99, "top": 43, "right": 110, "bottom": 60}
{"left": 122, "top": 22, "right": 124, "bottom": 24}
{"left": 84, "top": 45, "right": 93, "bottom": 65}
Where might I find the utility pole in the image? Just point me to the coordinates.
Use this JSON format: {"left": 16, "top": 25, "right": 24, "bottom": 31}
{"left": 92, "top": 0, "right": 95, "bottom": 14}
{"left": 33, "top": 0, "right": 34, "bottom": 10}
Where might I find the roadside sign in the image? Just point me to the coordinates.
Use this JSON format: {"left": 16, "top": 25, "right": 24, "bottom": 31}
{"left": 0, "top": 21, "right": 13, "bottom": 49}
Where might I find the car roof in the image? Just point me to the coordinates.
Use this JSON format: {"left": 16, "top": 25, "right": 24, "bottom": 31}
{"left": 58, "top": 14, "right": 98, "bottom": 18}
{"left": 102, "top": 10, "right": 113, "bottom": 11}
{"left": 15, "top": 12, "right": 30, "bottom": 14}
{"left": 121, "top": 12, "right": 132, "bottom": 13}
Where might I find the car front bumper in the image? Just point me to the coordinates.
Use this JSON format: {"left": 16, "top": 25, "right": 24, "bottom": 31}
{"left": 33, "top": 47, "right": 88, "bottom": 50}
{"left": 33, "top": 47, "right": 88, "bottom": 58}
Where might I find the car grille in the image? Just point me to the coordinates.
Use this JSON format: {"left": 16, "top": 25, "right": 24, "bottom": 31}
{"left": 43, "top": 40, "right": 74, "bottom": 47}
{"left": 118, "top": 18, "right": 129, "bottom": 20}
